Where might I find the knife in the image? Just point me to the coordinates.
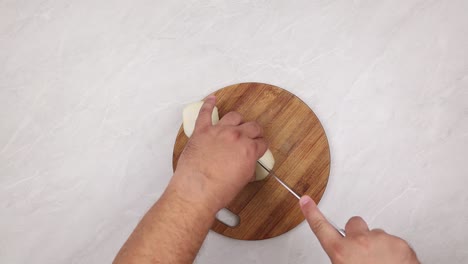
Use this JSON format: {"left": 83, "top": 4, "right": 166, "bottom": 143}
{"left": 257, "top": 160, "right": 346, "bottom": 237}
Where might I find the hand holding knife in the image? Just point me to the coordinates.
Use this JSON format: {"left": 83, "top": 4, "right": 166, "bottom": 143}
{"left": 257, "top": 160, "right": 346, "bottom": 237}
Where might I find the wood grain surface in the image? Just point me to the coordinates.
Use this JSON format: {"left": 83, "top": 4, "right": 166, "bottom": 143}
{"left": 172, "top": 82, "right": 330, "bottom": 240}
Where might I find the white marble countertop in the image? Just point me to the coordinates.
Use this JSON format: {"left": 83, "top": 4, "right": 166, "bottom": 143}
{"left": 1, "top": 1, "right": 467, "bottom": 263}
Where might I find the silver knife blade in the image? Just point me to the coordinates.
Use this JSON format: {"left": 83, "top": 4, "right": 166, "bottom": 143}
{"left": 257, "top": 160, "right": 301, "bottom": 199}
{"left": 256, "top": 160, "right": 346, "bottom": 237}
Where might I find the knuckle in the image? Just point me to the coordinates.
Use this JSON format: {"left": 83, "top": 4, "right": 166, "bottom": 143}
{"left": 244, "top": 141, "right": 257, "bottom": 158}
{"left": 199, "top": 105, "right": 210, "bottom": 113}
{"left": 353, "top": 234, "right": 371, "bottom": 249}
{"left": 250, "top": 121, "right": 260, "bottom": 129}
{"left": 309, "top": 219, "right": 327, "bottom": 234}
{"left": 223, "top": 111, "right": 242, "bottom": 123}
{"left": 223, "top": 129, "right": 241, "bottom": 141}
{"left": 371, "top": 228, "right": 386, "bottom": 236}
{"left": 394, "top": 238, "right": 410, "bottom": 250}
{"left": 253, "top": 122, "right": 262, "bottom": 135}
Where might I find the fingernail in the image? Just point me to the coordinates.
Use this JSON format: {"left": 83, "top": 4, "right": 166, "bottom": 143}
{"left": 300, "top": 195, "right": 312, "bottom": 207}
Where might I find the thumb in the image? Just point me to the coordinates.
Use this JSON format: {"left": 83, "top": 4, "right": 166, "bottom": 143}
{"left": 300, "top": 195, "right": 341, "bottom": 255}
{"left": 194, "top": 95, "right": 216, "bottom": 130}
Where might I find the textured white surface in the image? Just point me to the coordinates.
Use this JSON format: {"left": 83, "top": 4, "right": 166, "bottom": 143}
{"left": 1, "top": 0, "right": 467, "bottom": 263}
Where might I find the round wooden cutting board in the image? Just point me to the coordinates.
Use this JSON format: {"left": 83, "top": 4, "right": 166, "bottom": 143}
{"left": 172, "top": 82, "right": 330, "bottom": 240}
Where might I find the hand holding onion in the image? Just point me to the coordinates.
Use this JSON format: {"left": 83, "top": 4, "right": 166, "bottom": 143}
{"left": 171, "top": 96, "right": 274, "bottom": 212}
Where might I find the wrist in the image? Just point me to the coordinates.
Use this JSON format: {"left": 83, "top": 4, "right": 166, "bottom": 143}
{"left": 167, "top": 171, "right": 221, "bottom": 216}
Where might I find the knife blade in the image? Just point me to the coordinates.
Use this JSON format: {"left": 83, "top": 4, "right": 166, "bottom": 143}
{"left": 257, "top": 160, "right": 346, "bottom": 237}
{"left": 257, "top": 160, "right": 301, "bottom": 199}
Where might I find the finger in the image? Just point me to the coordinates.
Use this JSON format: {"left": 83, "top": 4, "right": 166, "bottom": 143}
{"left": 239, "top": 121, "right": 263, "bottom": 139}
{"left": 218, "top": 111, "right": 243, "bottom": 126}
{"left": 194, "top": 96, "right": 216, "bottom": 130}
{"left": 345, "top": 216, "right": 369, "bottom": 236}
{"left": 299, "top": 195, "right": 342, "bottom": 255}
{"left": 253, "top": 138, "right": 268, "bottom": 159}
{"left": 371, "top": 228, "right": 387, "bottom": 234}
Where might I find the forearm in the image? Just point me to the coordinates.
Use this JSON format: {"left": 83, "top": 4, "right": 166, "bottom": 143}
{"left": 114, "top": 98, "right": 267, "bottom": 263}
{"left": 114, "top": 179, "right": 216, "bottom": 264}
